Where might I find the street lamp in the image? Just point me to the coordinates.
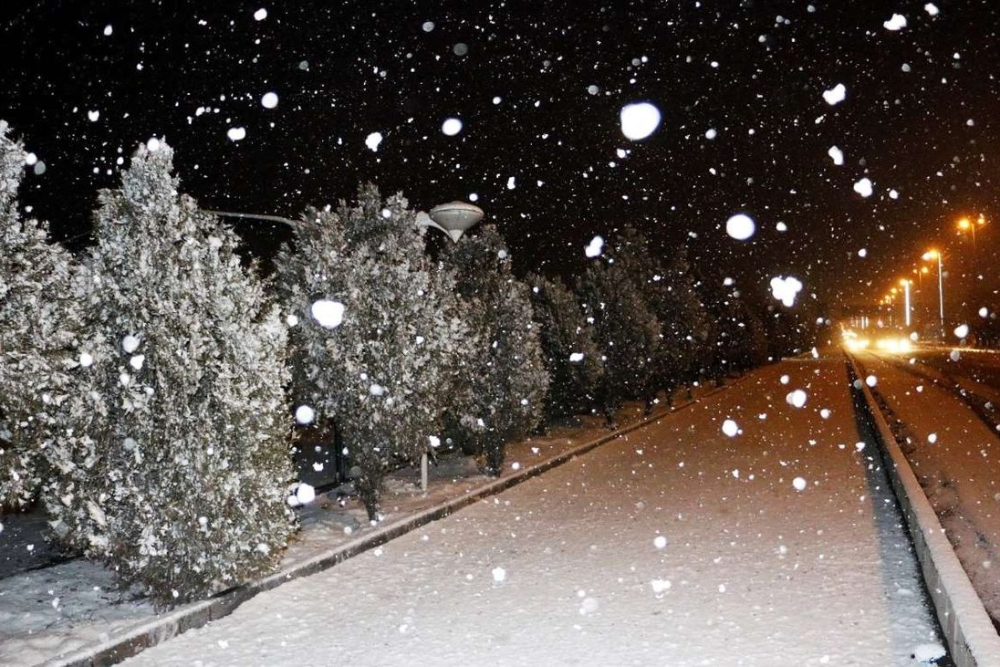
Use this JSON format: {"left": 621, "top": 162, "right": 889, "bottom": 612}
{"left": 414, "top": 200, "right": 484, "bottom": 491}
{"left": 956, "top": 214, "right": 987, "bottom": 252}
{"left": 881, "top": 293, "right": 895, "bottom": 327}
{"left": 418, "top": 201, "right": 485, "bottom": 242}
{"left": 922, "top": 249, "right": 945, "bottom": 335}
{"left": 918, "top": 265, "right": 929, "bottom": 287}
{"left": 899, "top": 278, "right": 912, "bottom": 328}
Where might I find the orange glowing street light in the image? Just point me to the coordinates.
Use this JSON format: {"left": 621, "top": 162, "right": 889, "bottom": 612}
{"left": 956, "top": 214, "right": 987, "bottom": 251}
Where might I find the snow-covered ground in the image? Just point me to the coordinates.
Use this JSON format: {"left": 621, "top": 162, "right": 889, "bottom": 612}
{"left": 119, "top": 355, "right": 944, "bottom": 667}
{"left": 858, "top": 350, "right": 1000, "bottom": 621}
{"left": 0, "top": 390, "right": 704, "bottom": 667}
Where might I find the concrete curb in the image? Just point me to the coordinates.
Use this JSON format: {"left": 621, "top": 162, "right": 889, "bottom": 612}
{"left": 847, "top": 353, "right": 1000, "bottom": 667}
{"left": 47, "top": 379, "right": 740, "bottom": 667}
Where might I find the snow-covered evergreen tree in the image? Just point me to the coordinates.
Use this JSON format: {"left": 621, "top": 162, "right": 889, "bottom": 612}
{"left": 657, "top": 249, "right": 712, "bottom": 395}
{"left": 611, "top": 228, "right": 710, "bottom": 407}
{"left": 46, "top": 141, "right": 295, "bottom": 605}
{"left": 577, "top": 255, "right": 661, "bottom": 427}
{"left": 693, "top": 271, "right": 767, "bottom": 384}
{"left": 526, "top": 273, "right": 602, "bottom": 420}
{"left": 275, "top": 184, "right": 474, "bottom": 519}
{"left": 765, "top": 300, "right": 824, "bottom": 360}
{"left": 0, "top": 121, "right": 83, "bottom": 509}
{"left": 442, "top": 225, "right": 548, "bottom": 475}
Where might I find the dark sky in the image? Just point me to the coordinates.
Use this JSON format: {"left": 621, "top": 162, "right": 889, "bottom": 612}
{"left": 1, "top": 0, "right": 998, "bottom": 313}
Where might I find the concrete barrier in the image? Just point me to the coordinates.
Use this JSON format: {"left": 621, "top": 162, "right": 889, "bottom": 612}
{"left": 847, "top": 353, "right": 1000, "bottom": 667}
{"left": 46, "top": 379, "right": 742, "bottom": 667}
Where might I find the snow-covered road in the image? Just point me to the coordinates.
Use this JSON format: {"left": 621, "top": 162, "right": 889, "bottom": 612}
{"left": 123, "top": 355, "right": 943, "bottom": 666}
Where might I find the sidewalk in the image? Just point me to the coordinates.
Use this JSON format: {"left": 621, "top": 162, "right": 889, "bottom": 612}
{"left": 121, "top": 353, "right": 944, "bottom": 666}
{"left": 0, "top": 385, "right": 720, "bottom": 667}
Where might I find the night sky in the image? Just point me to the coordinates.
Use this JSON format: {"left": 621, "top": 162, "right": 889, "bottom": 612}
{"left": 2, "top": 0, "right": 998, "bottom": 313}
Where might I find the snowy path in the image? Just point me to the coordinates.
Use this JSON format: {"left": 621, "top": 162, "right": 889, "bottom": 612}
{"left": 123, "top": 356, "right": 943, "bottom": 667}
{"left": 857, "top": 351, "right": 1000, "bottom": 621}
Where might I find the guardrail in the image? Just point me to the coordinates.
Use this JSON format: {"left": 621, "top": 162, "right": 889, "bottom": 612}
{"left": 847, "top": 353, "right": 1000, "bottom": 667}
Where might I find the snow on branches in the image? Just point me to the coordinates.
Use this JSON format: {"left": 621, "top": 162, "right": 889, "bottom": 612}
{"left": 46, "top": 141, "right": 295, "bottom": 605}
{"left": 0, "top": 121, "right": 84, "bottom": 509}
{"left": 442, "top": 225, "right": 549, "bottom": 475}
{"left": 276, "top": 184, "right": 475, "bottom": 519}
{"left": 526, "top": 273, "right": 603, "bottom": 421}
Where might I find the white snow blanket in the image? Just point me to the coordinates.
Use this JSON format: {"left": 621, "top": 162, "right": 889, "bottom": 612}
{"left": 122, "top": 355, "right": 943, "bottom": 666}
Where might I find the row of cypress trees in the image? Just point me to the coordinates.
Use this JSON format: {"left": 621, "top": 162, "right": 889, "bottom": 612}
{"left": 0, "top": 124, "right": 812, "bottom": 606}
{"left": 1, "top": 128, "right": 294, "bottom": 604}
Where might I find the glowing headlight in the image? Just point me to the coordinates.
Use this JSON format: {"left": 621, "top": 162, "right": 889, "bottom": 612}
{"left": 845, "top": 338, "right": 870, "bottom": 351}
{"left": 875, "top": 337, "right": 911, "bottom": 353}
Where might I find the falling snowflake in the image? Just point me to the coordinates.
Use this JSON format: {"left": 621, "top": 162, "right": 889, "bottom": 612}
{"left": 365, "top": 132, "right": 383, "bottom": 152}
{"left": 822, "top": 83, "right": 847, "bottom": 105}
{"left": 261, "top": 92, "right": 279, "bottom": 109}
{"left": 311, "top": 299, "right": 345, "bottom": 328}
{"left": 770, "top": 276, "right": 804, "bottom": 307}
{"left": 725, "top": 213, "right": 756, "bottom": 241}
{"left": 122, "top": 334, "right": 141, "bottom": 353}
{"left": 295, "top": 405, "right": 315, "bottom": 425}
{"left": 584, "top": 236, "right": 604, "bottom": 258}
{"left": 620, "top": 102, "right": 661, "bottom": 140}
{"left": 786, "top": 389, "right": 808, "bottom": 408}
{"left": 883, "top": 14, "right": 907, "bottom": 31}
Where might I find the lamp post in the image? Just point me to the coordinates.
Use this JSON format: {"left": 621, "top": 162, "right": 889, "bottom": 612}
{"left": 923, "top": 249, "right": 945, "bottom": 336}
{"left": 899, "top": 279, "right": 912, "bottom": 328}
{"left": 415, "top": 200, "right": 484, "bottom": 490}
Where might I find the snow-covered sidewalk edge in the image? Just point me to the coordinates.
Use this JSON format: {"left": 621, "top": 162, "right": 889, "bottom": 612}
{"left": 847, "top": 353, "right": 1000, "bottom": 667}
{"left": 48, "top": 380, "right": 742, "bottom": 667}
